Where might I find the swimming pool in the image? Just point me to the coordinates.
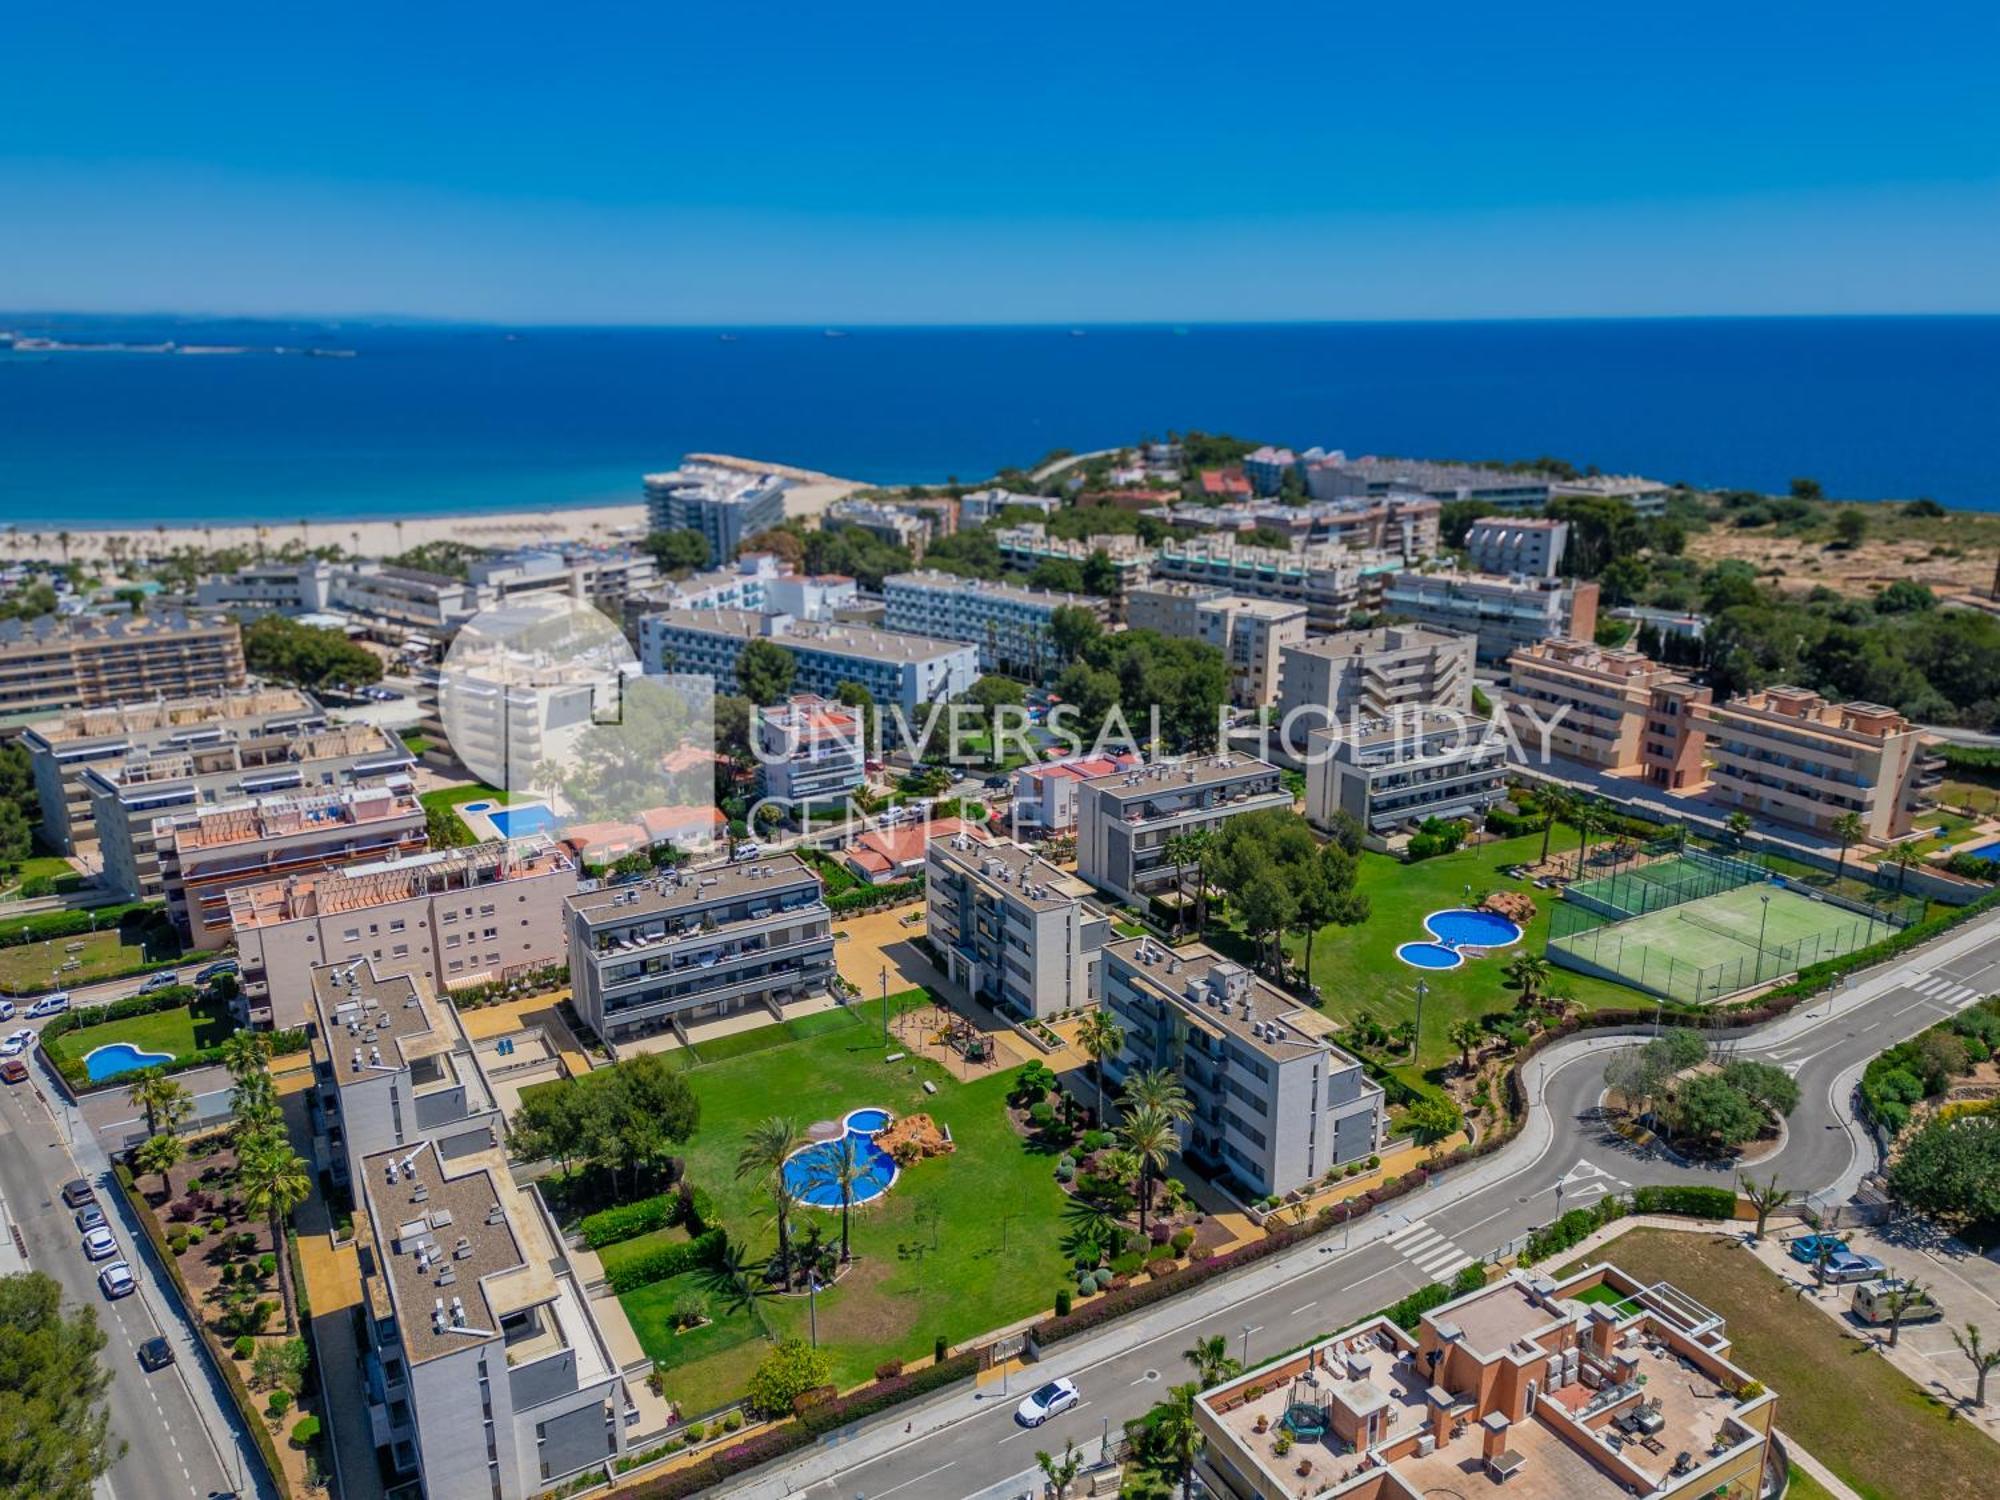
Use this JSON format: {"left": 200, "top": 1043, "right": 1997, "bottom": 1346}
{"left": 783, "top": 1107, "right": 899, "bottom": 1208}
{"left": 1964, "top": 840, "right": 2000, "bottom": 862}
{"left": 1395, "top": 942, "right": 1465, "bottom": 970}
{"left": 483, "top": 804, "right": 558, "bottom": 838}
{"left": 83, "top": 1041, "right": 175, "bottom": 1083}
{"left": 1393, "top": 907, "right": 1525, "bottom": 970}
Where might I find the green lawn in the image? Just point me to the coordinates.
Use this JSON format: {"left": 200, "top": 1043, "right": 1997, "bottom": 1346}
{"left": 1786, "top": 1465, "right": 1839, "bottom": 1500}
{"left": 622, "top": 992, "right": 1072, "bottom": 1404}
{"left": 618, "top": 1269, "right": 772, "bottom": 1416}
{"left": 598, "top": 1223, "right": 692, "bottom": 1281}
{"left": 42, "top": 1000, "right": 234, "bottom": 1076}
{"left": 1277, "top": 831, "right": 1641, "bottom": 1073}
{"left": 1590, "top": 1229, "right": 1998, "bottom": 1500}
{"left": 0, "top": 925, "right": 176, "bottom": 995}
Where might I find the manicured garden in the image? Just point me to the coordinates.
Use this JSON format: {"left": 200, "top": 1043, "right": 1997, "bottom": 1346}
{"left": 1278, "top": 830, "right": 1639, "bottom": 1072}
{"left": 0, "top": 907, "right": 181, "bottom": 993}
{"left": 606, "top": 993, "right": 1072, "bottom": 1405}
{"left": 1578, "top": 1229, "right": 1998, "bottom": 1500}
{"left": 42, "top": 997, "right": 235, "bottom": 1076}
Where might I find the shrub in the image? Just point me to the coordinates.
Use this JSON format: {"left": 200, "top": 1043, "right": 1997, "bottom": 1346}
{"left": 604, "top": 1229, "right": 728, "bottom": 1294}
{"left": 721, "top": 1410, "right": 742, "bottom": 1432}
{"left": 1055, "top": 1289, "right": 1072, "bottom": 1317}
{"left": 1146, "top": 1243, "right": 1174, "bottom": 1263}
{"left": 683, "top": 1421, "right": 705, "bottom": 1442}
{"left": 874, "top": 1359, "right": 904, "bottom": 1380}
{"left": 233, "top": 1335, "right": 255, "bottom": 1360}
{"left": 1109, "top": 1251, "right": 1143, "bottom": 1277}
{"left": 747, "top": 1340, "right": 836, "bottom": 1419}
{"left": 1028, "top": 1101, "right": 1055, "bottom": 1127}
{"left": 1629, "top": 1184, "right": 1735, "bottom": 1220}
{"left": 209, "top": 1216, "right": 228, "bottom": 1235}
{"left": 580, "top": 1193, "right": 676, "bottom": 1249}
{"left": 289, "top": 1416, "right": 320, "bottom": 1448}
{"left": 934, "top": 1335, "right": 948, "bottom": 1363}
{"left": 266, "top": 1389, "right": 292, "bottom": 1417}
{"left": 1171, "top": 1228, "right": 1195, "bottom": 1252}
{"left": 1148, "top": 1220, "right": 1171, "bottom": 1246}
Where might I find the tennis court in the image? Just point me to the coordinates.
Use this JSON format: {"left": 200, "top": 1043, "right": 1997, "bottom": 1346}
{"left": 1549, "top": 850, "right": 1912, "bottom": 1002}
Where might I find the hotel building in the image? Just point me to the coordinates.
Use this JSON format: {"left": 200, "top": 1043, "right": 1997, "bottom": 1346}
{"left": 157, "top": 784, "right": 429, "bottom": 950}
{"left": 24, "top": 687, "right": 325, "bottom": 854}
{"left": 564, "top": 854, "right": 835, "bottom": 1043}
{"left": 228, "top": 836, "right": 578, "bottom": 1029}
{"left": 1464, "top": 516, "right": 1569, "bottom": 579}
{"left": 992, "top": 524, "right": 1153, "bottom": 598}
{"left": 1504, "top": 640, "right": 1710, "bottom": 791}
{"left": 91, "top": 722, "right": 416, "bottom": 902}
{"left": 637, "top": 609, "right": 976, "bottom": 713}
{"left": 1276, "top": 626, "right": 1475, "bottom": 737}
{"left": 882, "top": 569, "right": 1101, "bottom": 678}
{"left": 1696, "top": 687, "right": 1938, "bottom": 842}
{"left": 313, "top": 961, "right": 639, "bottom": 1500}
{"left": 0, "top": 611, "right": 246, "bottom": 728}
{"left": 1305, "top": 710, "right": 1510, "bottom": 842}
{"left": 1098, "top": 938, "right": 1384, "bottom": 1197}
{"left": 1076, "top": 755, "right": 1292, "bottom": 908}
{"left": 1148, "top": 537, "right": 1398, "bottom": 634}
{"left": 195, "top": 560, "right": 336, "bottom": 616}
{"left": 925, "top": 834, "right": 1110, "bottom": 1020}
{"left": 1196, "top": 1262, "right": 1779, "bottom": 1500}
{"left": 1382, "top": 570, "right": 1599, "bottom": 665}
{"left": 328, "top": 565, "right": 486, "bottom": 637}
{"left": 756, "top": 694, "right": 866, "bottom": 807}
{"left": 642, "top": 461, "right": 790, "bottom": 562}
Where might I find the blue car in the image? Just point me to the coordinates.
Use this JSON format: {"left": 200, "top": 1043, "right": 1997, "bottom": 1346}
{"left": 1787, "top": 1234, "right": 1848, "bottom": 1265}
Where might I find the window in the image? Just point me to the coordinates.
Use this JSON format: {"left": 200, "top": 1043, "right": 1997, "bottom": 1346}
{"left": 341, "top": 928, "right": 360, "bottom": 942}
{"left": 389, "top": 918, "right": 406, "bottom": 933}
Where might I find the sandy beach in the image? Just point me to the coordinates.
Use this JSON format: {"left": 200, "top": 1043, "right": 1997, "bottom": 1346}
{"left": 0, "top": 457, "right": 864, "bottom": 565}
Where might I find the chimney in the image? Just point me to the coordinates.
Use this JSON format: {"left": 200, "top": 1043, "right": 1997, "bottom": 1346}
{"left": 1481, "top": 1411, "right": 1510, "bottom": 1463}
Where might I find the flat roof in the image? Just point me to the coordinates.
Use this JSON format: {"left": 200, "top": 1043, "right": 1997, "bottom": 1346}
{"left": 566, "top": 851, "right": 821, "bottom": 925}
{"left": 645, "top": 608, "right": 974, "bottom": 665}
{"left": 928, "top": 834, "right": 1094, "bottom": 911}
{"left": 884, "top": 569, "right": 1090, "bottom": 611}
{"left": 1285, "top": 624, "right": 1466, "bottom": 660}
{"left": 1080, "top": 753, "right": 1282, "bottom": 801}
{"left": 1106, "top": 936, "right": 1360, "bottom": 1065}
{"left": 228, "top": 834, "right": 573, "bottom": 928}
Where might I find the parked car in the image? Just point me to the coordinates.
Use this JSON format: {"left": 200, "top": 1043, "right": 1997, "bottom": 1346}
{"left": 983, "top": 774, "right": 1011, "bottom": 791}
{"left": 0, "top": 1058, "right": 26, "bottom": 1085}
{"left": 0, "top": 1028, "right": 33, "bottom": 1058}
{"left": 138, "top": 971, "right": 181, "bottom": 993}
{"left": 26, "top": 992, "right": 69, "bottom": 1018}
{"left": 1852, "top": 1277, "right": 1943, "bottom": 1326}
{"left": 1818, "top": 1250, "right": 1887, "bottom": 1285}
{"left": 1786, "top": 1234, "right": 1848, "bottom": 1265}
{"left": 0, "top": 999, "right": 14, "bottom": 1021}
{"left": 97, "top": 1261, "right": 135, "bottom": 1299}
{"left": 81, "top": 1226, "right": 118, "bottom": 1261}
{"left": 61, "top": 1178, "right": 96, "bottom": 1210}
{"left": 733, "top": 841, "right": 762, "bottom": 861}
{"left": 1016, "top": 1377, "right": 1080, "bottom": 1427}
{"left": 75, "top": 1203, "right": 107, "bottom": 1232}
{"left": 196, "top": 959, "right": 238, "bottom": 984}
{"left": 137, "top": 1336, "right": 175, "bottom": 1372}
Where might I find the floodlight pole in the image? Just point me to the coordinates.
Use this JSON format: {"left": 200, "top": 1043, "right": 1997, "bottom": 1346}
{"left": 1755, "top": 893, "right": 1772, "bottom": 972}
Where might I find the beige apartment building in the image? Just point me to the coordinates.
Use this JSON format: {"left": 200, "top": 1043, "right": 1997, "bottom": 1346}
{"left": 1076, "top": 755, "right": 1293, "bottom": 908}
{"left": 1128, "top": 584, "right": 1307, "bottom": 709}
{"left": 1505, "top": 639, "right": 1711, "bottom": 791}
{"left": 227, "top": 835, "right": 579, "bottom": 1029}
{"left": 0, "top": 611, "right": 247, "bottom": 729}
{"left": 1276, "top": 625, "right": 1475, "bottom": 737}
{"left": 1697, "top": 686, "right": 1939, "bottom": 841}
{"left": 24, "top": 687, "right": 325, "bottom": 854}
{"left": 156, "top": 784, "right": 430, "bottom": 950}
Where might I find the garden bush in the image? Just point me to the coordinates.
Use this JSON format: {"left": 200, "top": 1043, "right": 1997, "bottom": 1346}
{"left": 604, "top": 1229, "right": 728, "bottom": 1294}
{"left": 289, "top": 1416, "right": 320, "bottom": 1449}
{"left": 1629, "top": 1184, "right": 1735, "bottom": 1220}
{"left": 266, "top": 1389, "right": 292, "bottom": 1417}
{"left": 233, "top": 1335, "right": 255, "bottom": 1360}
{"left": 1055, "top": 1289, "right": 1071, "bottom": 1316}
{"left": 580, "top": 1193, "right": 675, "bottom": 1248}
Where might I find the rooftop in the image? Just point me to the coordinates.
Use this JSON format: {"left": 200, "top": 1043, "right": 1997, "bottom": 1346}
{"left": 645, "top": 608, "right": 974, "bottom": 664}
{"left": 1286, "top": 624, "right": 1467, "bottom": 660}
{"left": 22, "top": 688, "right": 317, "bottom": 748}
{"left": 311, "top": 960, "right": 448, "bottom": 1074}
{"left": 929, "top": 833, "right": 1095, "bottom": 911}
{"left": 566, "top": 851, "right": 822, "bottom": 926}
{"left": 884, "top": 568, "right": 1090, "bottom": 611}
{"left": 0, "top": 610, "right": 239, "bottom": 650}
{"left": 1080, "top": 753, "right": 1284, "bottom": 803}
{"left": 227, "top": 834, "right": 573, "bottom": 930}
{"left": 1107, "top": 936, "right": 1360, "bottom": 1065}
{"left": 161, "top": 784, "right": 419, "bottom": 853}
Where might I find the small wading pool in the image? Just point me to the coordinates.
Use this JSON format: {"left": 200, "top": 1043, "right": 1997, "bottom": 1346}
{"left": 1395, "top": 942, "right": 1464, "bottom": 970}
{"left": 1393, "top": 907, "right": 1525, "bottom": 970}
{"left": 783, "top": 1107, "right": 899, "bottom": 1207}
{"left": 83, "top": 1041, "right": 175, "bottom": 1083}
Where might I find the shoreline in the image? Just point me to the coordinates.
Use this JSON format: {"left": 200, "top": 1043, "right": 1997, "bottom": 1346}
{"left": 0, "top": 456, "right": 866, "bottom": 564}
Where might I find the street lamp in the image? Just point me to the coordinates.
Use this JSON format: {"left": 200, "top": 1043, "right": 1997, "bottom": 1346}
{"left": 1755, "top": 893, "right": 1772, "bottom": 975}
{"left": 879, "top": 964, "right": 890, "bottom": 1045}
{"left": 1240, "top": 1323, "right": 1253, "bottom": 1371}
{"left": 1413, "top": 980, "right": 1429, "bottom": 1056}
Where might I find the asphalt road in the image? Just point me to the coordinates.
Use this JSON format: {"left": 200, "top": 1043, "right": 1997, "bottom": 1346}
{"left": 0, "top": 1073, "right": 245, "bottom": 1500}
{"left": 760, "top": 912, "right": 2000, "bottom": 1500}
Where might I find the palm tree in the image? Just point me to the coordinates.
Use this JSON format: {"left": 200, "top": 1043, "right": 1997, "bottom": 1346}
{"left": 1886, "top": 841, "right": 1922, "bottom": 894}
{"left": 1163, "top": 830, "right": 1197, "bottom": 938}
{"left": 1573, "top": 800, "right": 1604, "bottom": 873}
{"left": 1182, "top": 1334, "right": 1241, "bottom": 1390}
{"left": 232, "top": 1071, "right": 280, "bottom": 1137}
{"left": 1120, "top": 1067, "right": 1192, "bottom": 1127}
{"left": 1392, "top": 1019, "right": 1418, "bottom": 1059}
{"left": 1035, "top": 1439, "right": 1084, "bottom": 1500}
{"left": 56, "top": 530, "right": 73, "bottom": 565}
{"left": 1952, "top": 1323, "right": 1999, "bottom": 1407}
{"left": 1537, "top": 787, "right": 1574, "bottom": 865}
{"left": 220, "top": 1030, "right": 271, "bottom": 1084}
{"left": 1725, "top": 809, "right": 1753, "bottom": 846}
{"left": 1152, "top": 1382, "right": 1204, "bottom": 1500}
{"left": 1738, "top": 1172, "right": 1790, "bottom": 1242}
{"left": 1075, "top": 1009, "right": 1126, "bottom": 1125}
{"left": 1181, "top": 828, "right": 1217, "bottom": 933}
{"left": 128, "top": 1071, "right": 194, "bottom": 1138}
{"left": 1831, "top": 811, "right": 1866, "bottom": 885}
{"left": 238, "top": 1134, "right": 310, "bottom": 1334}
{"left": 134, "top": 1132, "right": 185, "bottom": 1196}
{"left": 807, "top": 1134, "right": 866, "bottom": 1264}
{"left": 1447, "top": 1018, "right": 1483, "bottom": 1073}
{"left": 1504, "top": 952, "right": 1551, "bottom": 1009}
{"left": 1880, "top": 1279, "right": 1930, "bottom": 1348}
{"left": 736, "top": 1116, "right": 806, "bottom": 1285}
{"left": 1121, "top": 1104, "right": 1180, "bottom": 1236}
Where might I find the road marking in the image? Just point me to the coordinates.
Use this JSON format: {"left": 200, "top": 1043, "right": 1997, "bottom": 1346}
{"left": 1290, "top": 1300, "right": 1317, "bottom": 1316}
{"left": 996, "top": 1402, "right": 1088, "bottom": 1445}
{"left": 872, "top": 1460, "right": 957, "bottom": 1497}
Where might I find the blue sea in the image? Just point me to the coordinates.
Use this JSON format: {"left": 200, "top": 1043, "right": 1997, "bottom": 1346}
{"left": 1, "top": 314, "right": 1997, "bottom": 524}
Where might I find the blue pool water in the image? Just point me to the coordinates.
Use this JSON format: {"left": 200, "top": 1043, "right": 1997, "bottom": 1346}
{"left": 1395, "top": 942, "right": 1464, "bottom": 971}
{"left": 83, "top": 1042, "right": 174, "bottom": 1083}
{"left": 485, "top": 804, "right": 558, "bottom": 838}
{"left": 1965, "top": 840, "right": 2000, "bottom": 862}
{"left": 1424, "top": 909, "right": 1525, "bottom": 948}
{"left": 783, "top": 1108, "right": 899, "bottom": 1208}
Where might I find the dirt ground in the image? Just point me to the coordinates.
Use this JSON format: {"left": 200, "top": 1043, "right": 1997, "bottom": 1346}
{"left": 1686, "top": 525, "right": 1999, "bottom": 602}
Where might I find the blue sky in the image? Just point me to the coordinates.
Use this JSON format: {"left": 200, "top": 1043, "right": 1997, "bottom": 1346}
{"left": 3, "top": 2, "right": 1996, "bottom": 323}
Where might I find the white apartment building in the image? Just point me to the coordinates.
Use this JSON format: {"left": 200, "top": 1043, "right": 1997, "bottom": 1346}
{"left": 1076, "top": 755, "right": 1292, "bottom": 909}
{"left": 1305, "top": 708, "right": 1510, "bottom": 843}
{"left": 0, "top": 611, "right": 247, "bottom": 727}
{"left": 1149, "top": 536, "right": 1398, "bottom": 633}
{"left": 993, "top": 524, "right": 1153, "bottom": 596}
{"left": 328, "top": 565, "right": 487, "bottom": 636}
{"left": 757, "top": 694, "right": 866, "bottom": 807}
{"left": 90, "top": 721, "right": 416, "bottom": 902}
{"left": 1551, "top": 472, "right": 1674, "bottom": 515}
{"left": 823, "top": 498, "right": 937, "bottom": 555}
{"left": 1303, "top": 454, "right": 1552, "bottom": 510}
{"left": 228, "top": 836, "right": 579, "bottom": 1029}
{"left": 1099, "top": 937, "right": 1385, "bottom": 1197}
{"left": 1006, "top": 751, "right": 1142, "bottom": 837}
{"left": 1124, "top": 584, "right": 1306, "bottom": 709}
{"left": 637, "top": 609, "right": 976, "bottom": 713}
{"left": 465, "top": 547, "right": 659, "bottom": 612}
{"left": 1276, "top": 625, "right": 1476, "bottom": 737}
{"left": 1465, "top": 515, "right": 1569, "bottom": 579}
{"left": 925, "top": 833, "right": 1110, "bottom": 1021}
{"left": 564, "top": 855, "right": 835, "bottom": 1043}
{"left": 642, "top": 461, "right": 789, "bottom": 562}
{"left": 194, "top": 559, "right": 336, "bottom": 616}
{"left": 958, "top": 488, "right": 1056, "bottom": 527}
{"left": 1383, "top": 569, "right": 1600, "bottom": 665}
{"left": 881, "top": 569, "right": 1101, "bottom": 678}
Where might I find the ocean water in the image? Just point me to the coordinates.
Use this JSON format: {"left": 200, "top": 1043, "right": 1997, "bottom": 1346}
{"left": 1, "top": 314, "right": 1996, "bottom": 524}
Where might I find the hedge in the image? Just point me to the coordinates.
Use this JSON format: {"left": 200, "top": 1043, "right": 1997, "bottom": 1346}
{"left": 1629, "top": 1184, "right": 1735, "bottom": 1220}
{"left": 604, "top": 1228, "right": 728, "bottom": 1294}
{"left": 826, "top": 876, "right": 923, "bottom": 915}
{"left": 581, "top": 1194, "right": 676, "bottom": 1249}
{"left": 1756, "top": 886, "right": 2000, "bottom": 1008}
{"left": 0, "top": 900, "right": 161, "bottom": 950}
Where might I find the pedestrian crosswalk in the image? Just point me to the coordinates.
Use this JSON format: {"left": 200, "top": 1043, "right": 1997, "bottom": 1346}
{"left": 1385, "top": 1218, "right": 1476, "bottom": 1282}
{"left": 1909, "top": 973, "right": 1984, "bottom": 1010}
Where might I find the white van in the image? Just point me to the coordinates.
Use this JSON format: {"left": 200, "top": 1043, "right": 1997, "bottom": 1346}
{"left": 733, "top": 841, "right": 763, "bottom": 862}
{"left": 27, "top": 992, "right": 70, "bottom": 1019}
{"left": 1851, "top": 1278, "right": 1942, "bottom": 1327}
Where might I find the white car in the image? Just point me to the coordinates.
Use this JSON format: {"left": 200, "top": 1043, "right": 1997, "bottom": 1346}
{"left": 98, "top": 1261, "right": 136, "bottom": 1299}
{"left": 81, "top": 1226, "right": 118, "bottom": 1261}
{"left": 0, "top": 1000, "right": 14, "bottom": 1021}
{"left": 1016, "top": 1377, "right": 1080, "bottom": 1427}
{"left": 0, "top": 1029, "right": 34, "bottom": 1058}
